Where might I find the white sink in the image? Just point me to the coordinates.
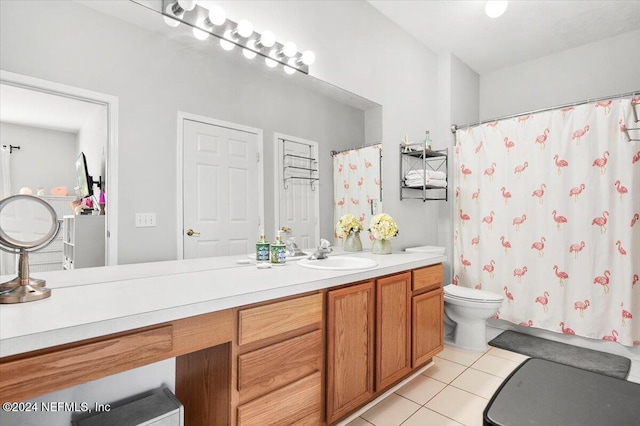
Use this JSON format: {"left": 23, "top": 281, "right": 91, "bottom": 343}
{"left": 297, "top": 256, "right": 378, "bottom": 271}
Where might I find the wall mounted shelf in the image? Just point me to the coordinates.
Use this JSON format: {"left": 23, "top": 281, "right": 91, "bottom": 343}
{"left": 400, "top": 145, "right": 448, "bottom": 201}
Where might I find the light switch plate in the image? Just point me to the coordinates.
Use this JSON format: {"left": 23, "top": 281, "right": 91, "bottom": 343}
{"left": 135, "top": 213, "right": 156, "bottom": 227}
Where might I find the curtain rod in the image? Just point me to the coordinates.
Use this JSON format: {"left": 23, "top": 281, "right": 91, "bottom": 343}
{"left": 330, "top": 142, "right": 381, "bottom": 157}
{"left": 451, "top": 90, "right": 640, "bottom": 133}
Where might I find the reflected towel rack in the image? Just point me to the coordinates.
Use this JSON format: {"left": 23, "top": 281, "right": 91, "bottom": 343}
{"left": 283, "top": 145, "right": 318, "bottom": 190}
{"left": 1, "top": 144, "right": 20, "bottom": 154}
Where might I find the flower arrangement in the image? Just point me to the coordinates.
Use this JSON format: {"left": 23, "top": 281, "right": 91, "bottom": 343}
{"left": 368, "top": 213, "right": 399, "bottom": 241}
{"left": 335, "top": 214, "right": 363, "bottom": 238}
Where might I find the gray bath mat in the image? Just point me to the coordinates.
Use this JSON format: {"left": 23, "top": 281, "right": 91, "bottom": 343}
{"left": 488, "top": 330, "right": 631, "bottom": 379}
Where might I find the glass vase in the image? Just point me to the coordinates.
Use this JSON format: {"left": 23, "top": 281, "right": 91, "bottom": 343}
{"left": 371, "top": 238, "right": 392, "bottom": 254}
{"left": 343, "top": 232, "right": 363, "bottom": 252}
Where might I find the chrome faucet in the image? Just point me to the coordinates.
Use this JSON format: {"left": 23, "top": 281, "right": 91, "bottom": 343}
{"left": 308, "top": 239, "right": 333, "bottom": 260}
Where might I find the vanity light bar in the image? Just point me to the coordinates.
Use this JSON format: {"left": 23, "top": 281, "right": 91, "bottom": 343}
{"left": 161, "top": 0, "right": 314, "bottom": 75}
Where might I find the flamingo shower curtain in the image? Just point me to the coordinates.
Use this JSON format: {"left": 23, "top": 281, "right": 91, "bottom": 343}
{"left": 454, "top": 98, "right": 639, "bottom": 347}
{"left": 333, "top": 144, "right": 382, "bottom": 249}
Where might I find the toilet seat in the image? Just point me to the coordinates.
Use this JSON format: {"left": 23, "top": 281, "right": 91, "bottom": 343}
{"left": 444, "top": 285, "right": 503, "bottom": 303}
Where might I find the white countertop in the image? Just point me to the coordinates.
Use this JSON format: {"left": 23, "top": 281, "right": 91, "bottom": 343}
{"left": 0, "top": 250, "right": 445, "bottom": 358}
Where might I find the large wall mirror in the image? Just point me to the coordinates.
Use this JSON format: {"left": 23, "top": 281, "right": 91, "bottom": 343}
{"left": 0, "top": 0, "right": 381, "bottom": 269}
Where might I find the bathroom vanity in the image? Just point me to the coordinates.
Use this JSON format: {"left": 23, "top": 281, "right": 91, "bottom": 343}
{"left": 0, "top": 251, "right": 445, "bottom": 425}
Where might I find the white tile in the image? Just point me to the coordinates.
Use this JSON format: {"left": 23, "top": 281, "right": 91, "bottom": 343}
{"left": 395, "top": 374, "right": 447, "bottom": 405}
{"left": 425, "top": 386, "right": 489, "bottom": 426}
{"left": 423, "top": 357, "right": 467, "bottom": 384}
{"left": 438, "top": 345, "right": 486, "bottom": 366}
{"left": 487, "top": 347, "right": 529, "bottom": 363}
{"left": 471, "top": 353, "right": 521, "bottom": 378}
{"left": 345, "top": 417, "right": 374, "bottom": 426}
{"left": 402, "top": 407, "right": 464, "bottom": 426}
{"left": 450, "top": 368, "right": 505, "bottom": 399}
{"left": 361, "top": 393, "right": 420, "bottom": 426}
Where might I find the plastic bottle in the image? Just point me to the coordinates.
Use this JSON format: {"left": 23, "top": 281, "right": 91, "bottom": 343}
{"left": 270, "top": 230, "right": 287, "bottom": 265}
{"left": 256, "top": 230, "right": 270, "bottom": 263}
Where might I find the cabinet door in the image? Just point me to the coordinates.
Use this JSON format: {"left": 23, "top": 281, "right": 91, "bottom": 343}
{"left": 412, "top": 288, "right": 444, "bottom": 367}
{"left": 376, "top": 272, "right": 412, "bottom": 391}
{"left": 326, "top": 281, "right": 375, "bottom": 424}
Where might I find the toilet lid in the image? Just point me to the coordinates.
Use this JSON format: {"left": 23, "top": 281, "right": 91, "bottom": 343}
{"left": 444, "top": 285, "right": 503, "bottom": 302}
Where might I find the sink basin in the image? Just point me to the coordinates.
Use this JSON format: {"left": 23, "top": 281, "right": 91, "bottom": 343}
{"left": 297, "top": 256, "right": 378, "bottom": 271}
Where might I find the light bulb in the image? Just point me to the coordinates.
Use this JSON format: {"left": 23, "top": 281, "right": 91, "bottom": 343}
{"left": 282, "top": 41, "right": 297, "bottom": 58}
{"left": 193, "top": 27, "right": 209, "bottom": 41}
{"left": 301, "top": 50, "right": 315, "bottom": 65}
{"left": 243, "top": 40, "right": 258, "bottom": 59}
{"left": 284, "top": 64, "right": 296, "bottom": 75}
{"left": 485, "top": 1, "right": 508, "bottom": 18}
{"left": 208, "top": 6, "right": 226, "bottom": 25}
{"left": 287, "top": 57, "right": 298, "bottom": 69}
{"left": 177, "top": 0, "right": 196, "bottom": 11}
{"left": 265, "top": 49, "right": 278, "bottom": 68}
{"left": 258, "top": 30, "right": 276, "bottom": 48}
{"left": 236, "top": 20, "right": 253, "bottom": 38}
{"left": 163, "top": 14, "right": 180, "bottom": 27}
{"left": 220, "top": 30, "right": 236, "bottom": 51}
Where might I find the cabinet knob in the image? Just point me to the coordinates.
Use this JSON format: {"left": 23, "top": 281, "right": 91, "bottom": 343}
{"left": 186, "top": 228, "right": 201, "bottom": 237}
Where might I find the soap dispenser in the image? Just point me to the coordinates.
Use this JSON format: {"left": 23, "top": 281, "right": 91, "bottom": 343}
{"left": 270, "top": 231, "right": 287, "bottom": 265}
{"left": 256, "top": 230, "right": 270, "bottom": 263}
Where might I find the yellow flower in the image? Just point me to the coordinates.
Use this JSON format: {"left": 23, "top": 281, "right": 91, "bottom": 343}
{"left": 336, "top": 214, "right": 363, "bottom": 238}
{"left": 368, "top": 213, "right": 399, "bottom": 240}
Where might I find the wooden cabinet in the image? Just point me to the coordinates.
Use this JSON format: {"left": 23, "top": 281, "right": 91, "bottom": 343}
{"left": 326, "top": 281, "right": 375, "bottom": 425}
{"left": 235, "top": 293, "right": 324, "bottom": 425}
{"left": 411, "top": 265, "right": 444, "bottom": 367}
{"left": 326, "top": 266, "right": 444, "bottom": 424}
{"left": 376, "top": 272, "right": 411, "bottom": 390}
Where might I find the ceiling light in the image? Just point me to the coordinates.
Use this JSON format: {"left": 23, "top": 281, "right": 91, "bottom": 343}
{"left": 208, "top": 6, "right": 226, "bottom": 26}
{"left": 300, "top": 51, "right": 316, "bottom": 66}
{"left": 281, "top": 42, "right": 298, "bottom": 58}
{"left": 257, "top": 30, "right": 276, "bottom": 48}
{"left": 235, "top": 20, "right": 254, "bottom": 38}
{"left": 485, "top": 1, "right": 508, "bottom": 18}
{"left": 177, "top": 0, "right": 196, "bottom": 11}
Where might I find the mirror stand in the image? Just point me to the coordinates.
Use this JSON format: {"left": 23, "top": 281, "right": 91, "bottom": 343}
{"left": 0, "top": 250, "right": 50, "bottom": 303}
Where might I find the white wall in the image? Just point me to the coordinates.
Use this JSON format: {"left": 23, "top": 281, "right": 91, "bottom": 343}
{"left": 436, "top": 53, "right": 480, "bottom": 283}
{"left": 0, "top": 123, "right": 77, "bottom": 194}
{"left": 480, "top": 29, "right": 640, "bottom": 120}
{"left": 77, "top": 106, "right": 108, "bottom": 198}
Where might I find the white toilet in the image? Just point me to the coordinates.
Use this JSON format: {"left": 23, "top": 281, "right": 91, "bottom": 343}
{"left": 443, "top": 285, "right": 503, "bottom": 352}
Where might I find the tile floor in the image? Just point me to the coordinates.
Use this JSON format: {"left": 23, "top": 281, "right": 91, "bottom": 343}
{"left": 345, "top": 344, "right": 639, "bottom": 426}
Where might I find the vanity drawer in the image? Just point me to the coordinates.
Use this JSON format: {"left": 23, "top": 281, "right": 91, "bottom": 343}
{"left": 0, "top": 325, "right": 173, "bottom": 403}
{"left": 237, "top": 372, "right": 322, "bottom": 425}
{"left": 238, "top": 293, "right": 322, "bottom": 346}
{"left": 238, "top": 330, "right": 322, "bottom": 403}
{"left": 412, "top": 264, "right": 443, "bottom": 293}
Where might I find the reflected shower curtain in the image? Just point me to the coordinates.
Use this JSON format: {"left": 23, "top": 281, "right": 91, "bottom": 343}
{"left": 333, "top": 145, "right": 382, "bottom": 249}
{"left": 0, "top": 146, "right": 15, "bottom": 275}
{"left": 454, "top": 98, "right": 639, "bottom": 346}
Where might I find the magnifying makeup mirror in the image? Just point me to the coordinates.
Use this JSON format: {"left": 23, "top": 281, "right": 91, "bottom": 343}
{"left": 0, "top": 194, "right": 60, "bottom": 303}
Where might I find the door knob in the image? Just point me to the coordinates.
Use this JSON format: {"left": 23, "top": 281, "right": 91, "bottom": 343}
{"left": 186, "top": 228, "right": 201, "bottom": 237}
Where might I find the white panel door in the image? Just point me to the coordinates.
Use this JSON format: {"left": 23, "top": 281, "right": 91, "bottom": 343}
{"left": 278, "top": 137, "right": 319, "bottom": 249}
{"left": 183, "top": 119, "right": 259, "bottom": 259}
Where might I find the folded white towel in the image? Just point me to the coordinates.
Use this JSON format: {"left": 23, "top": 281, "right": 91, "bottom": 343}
{"left": 404, "top": 170, "right": 446, "bottom": 181}
{"left": 404, "top": 178, "right": 447, "bottom": 188}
